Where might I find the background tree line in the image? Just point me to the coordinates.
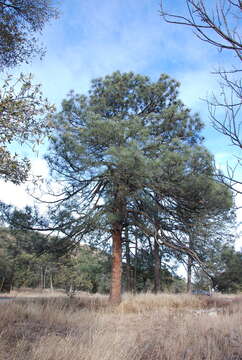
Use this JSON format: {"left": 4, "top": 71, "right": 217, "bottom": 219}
{"left": 0, "top": 222, "right": 241, "bottom": 294}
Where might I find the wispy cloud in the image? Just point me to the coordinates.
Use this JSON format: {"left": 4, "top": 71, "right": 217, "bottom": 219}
{"left": 15, "top": 0, "right": 219, "bottom": 105}
{"left": 0, "top": 159, "right": 48, "bottom": 209}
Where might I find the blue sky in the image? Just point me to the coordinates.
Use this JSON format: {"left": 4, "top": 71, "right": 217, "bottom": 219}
{"left": 16, "top": 0, "right": 235, "bottom": 157}
{"left": 0, "top": 0, "right": 241, "bottom": 248}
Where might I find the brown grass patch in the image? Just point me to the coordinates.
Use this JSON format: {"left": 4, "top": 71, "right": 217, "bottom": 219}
{"left": 117, "top": 292, "right": 207, "bottom": 313}
{"left": 0, "top": 291, "right": 241, "bottom": 360}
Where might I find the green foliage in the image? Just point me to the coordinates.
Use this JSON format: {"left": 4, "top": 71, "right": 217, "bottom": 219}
{"left": 194, "top": 240, "right": 241, "bottom": 293}
{"left": 0, "top": 1, "right": 57, "bottom": 184}
{"left": 0, "top": 225, "right": 186, "bottom": 294}
{"left": 1, "top": 70, "right": 233, "bottom": 295}
{"left": 54, "top": 246, "right": 111, "bottom": 294}
{"left": 0, "top": 74, "right": 55, "bottom": 184}
{"left": 0, "top": 0, "right": 57, "bottom": 70}
{"left": 0, "top": 227, "right": 46, "bottom": 290}
{"left": 168, "top": 276, "right": 187, "bottom": 293}
{"left": 0, "top": 227, "right": 111, "bottom": 293}
{"left": 214, "top": 247, "right": 242, "bottom": 293}
{"left": 0, "top": 242, "right": 13, "bottom": 291}
{"left": 44, "top": 71, "right": 235, "bottom": 297}
{"left": 46, "top": 71, "right": 205, "bottom": 238}
{"left": 123, "top": 242, "right": 176, "bottom": 293}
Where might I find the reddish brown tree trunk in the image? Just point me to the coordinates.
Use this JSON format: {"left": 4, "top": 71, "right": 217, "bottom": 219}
{"left": 110, "top": 226, "right": 122, "bottom": 304}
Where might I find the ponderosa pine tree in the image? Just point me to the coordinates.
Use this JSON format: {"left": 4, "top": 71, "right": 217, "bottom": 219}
{"left": 46, "top": 71, "right": 211, "bottom": 304}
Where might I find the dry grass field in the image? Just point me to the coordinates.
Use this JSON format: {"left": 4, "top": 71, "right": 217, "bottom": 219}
{"left": 0, "top": 290, "right": 242, "bottom": 360}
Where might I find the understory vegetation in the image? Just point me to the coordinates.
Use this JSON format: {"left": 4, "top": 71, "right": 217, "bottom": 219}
{"left": 1, "top": 227, "right": 241, "bottom": 295}
{"left": 0, "top": 291, "right": 242, "bottom": 360}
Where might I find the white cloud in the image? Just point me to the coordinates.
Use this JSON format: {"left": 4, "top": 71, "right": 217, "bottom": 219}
{"left": 12, "top": 0, "right": 221, "bottom": 109}
{"left": 0, "top": 158, "right": 49, "bottom": 210}
{"left": 177, "top": 70, "right": 218, "bottom": 112}
{"left": 30, "top": 158, "right": 49, "bottom": 178}
{"left": 0, "top": 181, "right": 31, "bottom": 209}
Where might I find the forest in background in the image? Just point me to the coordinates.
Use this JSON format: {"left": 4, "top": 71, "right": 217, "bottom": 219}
{"left": 0, "top": 224, "right": 242, "bottom": 295}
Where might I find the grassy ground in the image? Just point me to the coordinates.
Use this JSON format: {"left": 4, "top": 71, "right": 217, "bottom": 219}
{"left": 0, "top": 290, "right": 242, "bottom": 360}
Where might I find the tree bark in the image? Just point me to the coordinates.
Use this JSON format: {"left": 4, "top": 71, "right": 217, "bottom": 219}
{"left": 110, "top": 226, "right": 122, "bottom": 304}
{"left": 50, "top": 271, "right": 54, "bottom": 291}
{"left": 153, "top": 239, "right": 161, "bottom": 293}
{"left": 133, "top": 236, "right": 137, "bottom": 293}
{"left": 43, "top": 268, "right": 46, "bottom": 289}
{"left": 187, "top": 255, "right": 193, "bottom": 293}
{"left": 40, "top": 267, "right": 43, "bottom": 288}
{"left": 187, "top": 233, "right": 194, "bottom": 293}
{"left": 125, "top": 225, "right": 132, "bottom": 292}
{"left": 1, "top": 277, "right": 11, "bottom": 293}
{"left": 0, "top": 277, "right": 5, "bottom": 292}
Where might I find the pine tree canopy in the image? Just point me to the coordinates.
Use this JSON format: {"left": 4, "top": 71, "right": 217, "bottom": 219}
{"left": 46, "top": 71, "right": 233, "bottom": 303}
{"left": 46, "top": 71, "right": 208, "bottom": 231}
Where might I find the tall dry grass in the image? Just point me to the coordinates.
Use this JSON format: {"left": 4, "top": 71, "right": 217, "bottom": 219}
{"left": 0, "top": 291, "right": 241, "bottom": 360}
